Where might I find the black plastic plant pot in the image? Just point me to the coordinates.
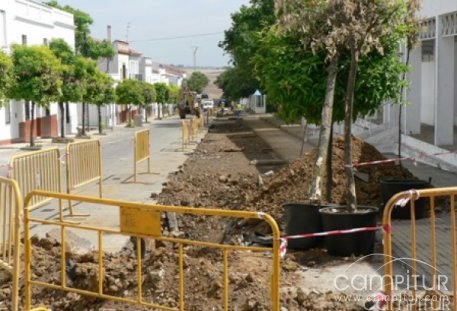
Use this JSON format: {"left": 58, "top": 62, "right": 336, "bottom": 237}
{"left": 319, "top": 206, "right": 378, "bottom": 257}
{"left": 380, "top": 179, "right": 430, "bottom": 220}
{"left": 282, "top": 203, "right": 323, "bottom": 250}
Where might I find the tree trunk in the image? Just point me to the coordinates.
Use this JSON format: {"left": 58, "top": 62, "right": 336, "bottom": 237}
{"left": 98, "top": 105, "right": 103, "bottom": 134}
{"left": 86, "top": 104, "right": 90, "bottom": 131}
{"left": 398, "top": 48, "right": 411, "bottom": 160}
{"left": 81, "top": 102, "right": 86, "bottom": 136}
{"left": 344, "top": 47, "right": 359, "bottom": 212}
{"left": 158, "top": 103, "right": 162, "bottom": 120}
{"left": 326, "top": 116, "right": 334, "bottom": 203}
{"left": 30, "top": 102, "right": 36, "bottom": 147}
{"left": 308, "top": 55, "right": 340, "bottom": 203}
{"left": 145, "top": 106, "right": 148, "bottom": 123}
{"left": 59, "top": 102, "right": 65, "bottom": 138}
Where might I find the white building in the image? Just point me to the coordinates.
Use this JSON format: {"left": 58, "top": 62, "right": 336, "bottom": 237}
{"left": 0, "top": 0, "right": 77, "bottom": 144}
{"left": 353, "top": 0, "right": 457, "bottom": 170}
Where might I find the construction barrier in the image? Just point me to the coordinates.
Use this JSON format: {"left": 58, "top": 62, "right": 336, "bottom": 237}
{"left": 0, "top": 177, "right": 22, "bottom": 311}
{"left": 383, "top": 187, "right": 457, "bottom": 311}
{"left": 66, "top": 140, "right": 102, "bottom": 212}
{"left": 133, "top": 129, "right": 151, "bottom": 182}
{"left": 181, "top": 119, "right": 190, "bottom": 151}
{"left": 8, "top": 148, "right": 64, "bottom": 220}
{"left": 23, "top": 191, "right": 281, "bottom": 311}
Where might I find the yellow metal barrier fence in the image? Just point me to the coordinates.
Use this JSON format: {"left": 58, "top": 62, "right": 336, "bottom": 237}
{"left": 133, "top": 129, "right": 151, "bottom": 182}
{"left": 9, "top": 148, "right": 64, "bottom": 220}
{"left": 0, "top": 177, "right": 22, "bottom": 311}
{"left": 66, "top": 140, "right": 102, "bottom": 211}
{"left": 181, "top": 119, "right": 190, "bottom": 151}
{"left": 23, "top": 191, "right": 281, "bottom": 311}
{"left": 383, "top": 187, "right": 457, "bottom": 310}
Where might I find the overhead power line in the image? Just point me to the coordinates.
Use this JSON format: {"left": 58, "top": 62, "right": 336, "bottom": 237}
{"left": 129, "top": 31, "right": 224, "bottom": 43}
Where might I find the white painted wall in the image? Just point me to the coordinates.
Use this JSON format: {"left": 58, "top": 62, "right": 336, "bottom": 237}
{"left": 421, "top": 60, "right": 435, "bottom": 126}
{"left": 420, "top": 0, "right": 457, "bottom": 18}
{"left": 0, "top": 0, "right": 76, "bottom": 141}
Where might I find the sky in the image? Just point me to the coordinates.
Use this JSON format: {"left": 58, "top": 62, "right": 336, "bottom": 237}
{"left": 45, "top": 0, "right": 251, "bottom": 67}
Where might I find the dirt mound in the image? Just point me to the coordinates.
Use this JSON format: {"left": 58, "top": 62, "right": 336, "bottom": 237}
{"left": 245, "top": 135, "right": 414, "bottom": 220}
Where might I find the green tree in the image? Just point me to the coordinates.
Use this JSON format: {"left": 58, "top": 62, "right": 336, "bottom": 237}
{"left": 49, "top": 39, "right": 85, "bottom": 138}
{"left": 154, "top": 83, "right": 169, "bottom": 119}
{"left": 8, "top": 45, "right": 62, "bottom": 147}
{"left": 167, "top": 85, "right": 180, "bottom": 104}
{"left": 330, "top": 0, "right": 418, "bottom": 211}
{"left": 116, "top": 79, "right": 144, "bottom": 126}
{"left": 47, "top": 1, "right": 115, "bottom": 132}
{"left": 141, "top": 81, "right": 156, "bottom": 123}
{"left": 186, "top": 72, "right": 209, "bottom": 93}
{"left": 0, "top": 51, "right": 12, "bottom": 106}
{"left": 76, "top": 58, "right": 97, "bottom": 136}
{"left": 220, "top": 0, "right": 275, "bottom": 98}
{"left": 276, "top": 0, "right": 414, "bottom": 210}
{"left": 215, "top": 67, "right": 256, "bottom": 101}
{"left": 85, "top": 68, "right": 114, "bottom": 134}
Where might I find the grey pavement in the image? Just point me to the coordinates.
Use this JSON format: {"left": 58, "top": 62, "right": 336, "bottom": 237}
{"left": 0, "top": 116, "right": 201, "bottom": 253}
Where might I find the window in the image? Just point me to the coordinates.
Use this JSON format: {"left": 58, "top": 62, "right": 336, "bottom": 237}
{"left": 21, "top": 34, "right": 27, "bottom": 45}
{"left": 0, "top": 10, "right": 6, "bottom": 48}
{"left": 43, "top": 38, "right": 48, "bottom": 46}
{"left": 4, "top": 104, "right": 10, "bottom": 124}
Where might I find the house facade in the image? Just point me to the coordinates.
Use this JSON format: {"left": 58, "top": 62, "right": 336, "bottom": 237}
{"left": 0, "top": 0, "right": 77, "bottom": 144}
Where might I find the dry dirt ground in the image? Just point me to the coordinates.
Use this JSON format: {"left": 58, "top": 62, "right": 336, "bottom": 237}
{"left": 0, "top": 118, "right": 448, "bottom": 310}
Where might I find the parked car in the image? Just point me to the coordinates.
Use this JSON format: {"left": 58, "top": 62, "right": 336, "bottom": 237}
{"left": 202, "top": 99, "right": 214, "bottom": 111}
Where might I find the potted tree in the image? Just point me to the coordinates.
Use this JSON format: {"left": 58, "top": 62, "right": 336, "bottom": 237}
{"left": 317, "top": 0, "right": 419, "bottom": 256}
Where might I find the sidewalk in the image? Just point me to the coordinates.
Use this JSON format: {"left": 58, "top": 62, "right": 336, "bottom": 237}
{"left": 247, "top": 113, "right": 457, "bottom": 286}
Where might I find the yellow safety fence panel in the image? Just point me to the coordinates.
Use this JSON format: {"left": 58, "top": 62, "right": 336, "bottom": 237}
{"left": 181, "top": 119, "right": 190, "bottom": 151}
{"left": 23, "top": 191, "right": 281, "bottom": 311}
{"left": 0, "top": 177, "right": 22, "bottom": 311}
{"left": 383, "top": 187, "right": 457, "bottom": 311}
{"left": 133, "top": 129, "right": 151, "bottom": 182}
{"left": 66, "top": 140, "right": 102, "bottom": 212}
{"left": 9, "top": 148, "right": 64, "bottom": 220}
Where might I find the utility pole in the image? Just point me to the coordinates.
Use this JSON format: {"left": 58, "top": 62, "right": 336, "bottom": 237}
{"left": 126, "top": 22, "right": 131, "bottom": 43}
{"left": 191, "top": 46, "right": 199, "bottom": 70}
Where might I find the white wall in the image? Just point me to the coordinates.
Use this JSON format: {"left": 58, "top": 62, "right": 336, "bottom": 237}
{"left": 421, "top": 61, "right": 435, "bottom": 126}
{"left": 0, "top": 0, "right": 76, "bottom": 141}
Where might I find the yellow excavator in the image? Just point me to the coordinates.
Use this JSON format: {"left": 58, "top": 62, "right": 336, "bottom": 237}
{"left": 177, "top": 87, "right": 201, "bottom": 119}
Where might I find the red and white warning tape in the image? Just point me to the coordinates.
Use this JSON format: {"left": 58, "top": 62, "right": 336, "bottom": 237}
{"left": 350, "top": 149, "right": 457, "bottom": 168}
{"left": 279, "top": 225, "right": 388, "bottom": 258}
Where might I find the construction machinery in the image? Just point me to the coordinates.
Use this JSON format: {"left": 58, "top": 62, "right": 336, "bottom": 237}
{"left": 177, "top": 87, "right": 201, "bottom": 119}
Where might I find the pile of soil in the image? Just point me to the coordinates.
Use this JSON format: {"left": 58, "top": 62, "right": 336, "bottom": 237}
{"left": 0, "top": 235, "right": 361, "bottom": 311}
{"left": 244, "top": 135, "right": 415, "bottom": 220}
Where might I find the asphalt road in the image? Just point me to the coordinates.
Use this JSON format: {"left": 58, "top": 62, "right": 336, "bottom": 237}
{"left": 0, "top": 116, "right": 199, "bottom": 252}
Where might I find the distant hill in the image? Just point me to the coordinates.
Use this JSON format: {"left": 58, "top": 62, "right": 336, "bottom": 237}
{"left": 184, "top": 68, "right": 225, "bottom": 99}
